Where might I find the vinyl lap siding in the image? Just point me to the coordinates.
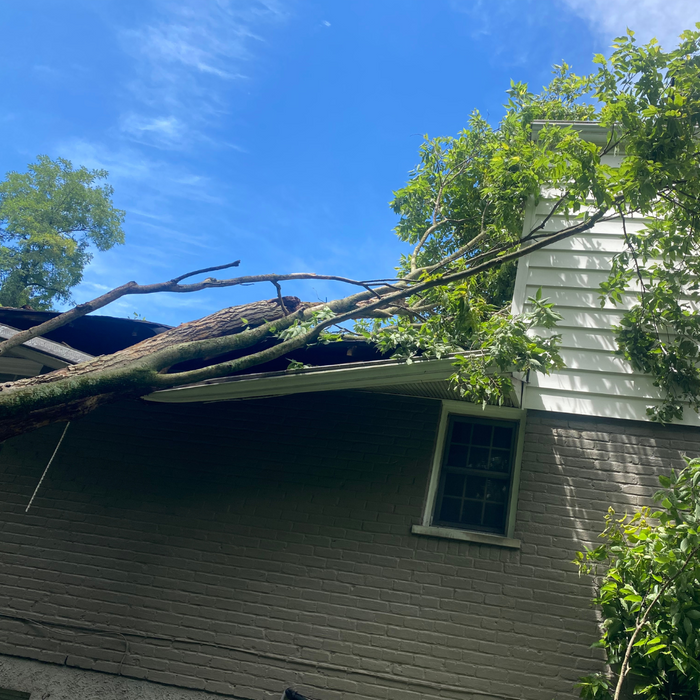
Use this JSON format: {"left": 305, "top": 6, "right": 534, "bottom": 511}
{"left": 511, "top": 195, "right": 700, "bottom": 426}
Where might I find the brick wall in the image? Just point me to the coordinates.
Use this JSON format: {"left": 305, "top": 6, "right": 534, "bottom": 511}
{"left": 0, "top": 392, "right": 698, "bottom": 700}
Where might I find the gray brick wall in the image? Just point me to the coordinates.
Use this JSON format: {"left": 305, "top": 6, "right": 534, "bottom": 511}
{"left": 0, "top": 392, "right": 698, "bottom": 700}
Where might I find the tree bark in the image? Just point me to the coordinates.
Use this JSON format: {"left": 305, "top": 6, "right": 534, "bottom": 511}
{"left": 0, "top": 297, "right": 304, "bottom": 441}
{"left": 0, "top": 204, "right": 609, "bottom": 443}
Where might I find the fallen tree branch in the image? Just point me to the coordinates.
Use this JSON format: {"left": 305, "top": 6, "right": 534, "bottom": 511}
{"left": 0, "top": 200, "right": 609, "bottom": 441}
{"left": 0, "top": 260, "right": 238, "bottom": 359}
{"left": 0, "top": 265, "right": 399, "bottom": 359}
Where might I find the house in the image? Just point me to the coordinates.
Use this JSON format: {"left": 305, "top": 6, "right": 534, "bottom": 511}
{"left": 0, "top": 124, "right": 698, "bottom": 700}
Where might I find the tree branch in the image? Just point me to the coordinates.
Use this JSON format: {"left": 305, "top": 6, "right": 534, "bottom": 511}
{"left": 0, "top": 199, "right": 610, "bottom": 442}
{"left": 0, "top": 265, "right": 391, "bottom": 359}
{"left": 170, "top": 260, "right": 241, "bottom": 284}
{"left": 613, "top": 542, "right": 700, "bottom": 700}
{"left": 409, "top": 162, "right": 473, "bottom": 272}
{"left": 271, "top": 281, "right": 288, "bottom": 315}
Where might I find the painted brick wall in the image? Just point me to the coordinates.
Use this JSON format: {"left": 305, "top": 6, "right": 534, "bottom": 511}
{"left": 0, "top": 392, "right": 698, "bottom": 700}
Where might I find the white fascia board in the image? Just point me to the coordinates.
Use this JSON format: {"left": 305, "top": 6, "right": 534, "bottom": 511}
{"left": 145, "top": 356, "right": 465, "bottom": 404}
{"left": 530, "top": 120, "right": 612, "bottom": 146}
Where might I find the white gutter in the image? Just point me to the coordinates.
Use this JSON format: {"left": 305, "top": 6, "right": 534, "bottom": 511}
{"left": 145, "top": 355, "right": 464, "bottom": 404}
{"left": 529, "top": 120, "right": 620, "bottom": 148}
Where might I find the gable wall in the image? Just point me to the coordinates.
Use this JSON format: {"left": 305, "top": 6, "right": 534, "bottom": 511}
{"left": 511, "top": 191, "right": 700, "bottom": 426}
{"left": 0, "top": 394, "right": 698, "bottom": 700}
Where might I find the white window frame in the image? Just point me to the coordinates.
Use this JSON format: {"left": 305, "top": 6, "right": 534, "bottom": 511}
{"left": 411, "top": 400, "right": 526, "bottom": 549}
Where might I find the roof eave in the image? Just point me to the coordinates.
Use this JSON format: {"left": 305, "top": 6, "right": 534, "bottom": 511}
{"left": 144, "top": 354, "right": 479, "bottom": 404}
{"left": 529, "top": 120, "right": 616, "bottom": 147}
{"left": 0, "top": 324, "right": 94, "bottom": 366}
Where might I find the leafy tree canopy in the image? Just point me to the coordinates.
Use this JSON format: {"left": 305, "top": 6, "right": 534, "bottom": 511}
{"left": 576, "top": 459, "right": 700, "bottom": 700}
{"left": 0, "top": 28, "right": 700, "bottom": 439}
{"left": 351, "top": 26, "right": 700, "bottom": 422}
{"left": 0, "top": 155, "right": 125, "bottom": 310}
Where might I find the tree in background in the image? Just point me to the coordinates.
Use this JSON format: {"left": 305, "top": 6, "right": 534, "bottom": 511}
{"left": 0, "top": 28, "right": 696, "bottom": 440}
{"left": 0, "top": 155, "right": 125, "bottom": 309}
{"left": 576, "top": 458, "right": 700, "bottom": 700}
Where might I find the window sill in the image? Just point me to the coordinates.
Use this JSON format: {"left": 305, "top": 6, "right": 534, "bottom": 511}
{"left": 411, "top": 524, "right": 521, "bottom": 549}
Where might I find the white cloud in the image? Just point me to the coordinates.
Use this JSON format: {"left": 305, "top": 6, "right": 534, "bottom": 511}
{"left": 129, "top": 11, "right": 252, "bottom": 80}
{"left": 449, "top": 0, "right": 524, "bottom": 39}
{"left": 120, "top": 113, "right": 188, "bottom": 148}
{"left": 559, "top": 0, "right": 700, "bottom": 49}
{"left": 58, "top": 138, "right": 224, "bottom": 205}
{"left": 119, "top": 0, "right": 287, "bottom": 148}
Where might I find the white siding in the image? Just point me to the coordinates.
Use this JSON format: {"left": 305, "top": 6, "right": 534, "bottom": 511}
{"left": 512, "top": 197, "right": 700, "bottom": 426}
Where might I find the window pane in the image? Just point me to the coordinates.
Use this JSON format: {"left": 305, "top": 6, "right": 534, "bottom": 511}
{"left": 451, "top": 421, "right": 472, "bottom": 444}
{"left": 492, "top": 425, "right": 513, "bottom": 449}
{"left": 440, "top": 497, "right": 461, "bottom": 523}
{"left": 483, "top": 503, "right": 506, "bottom": 530}
{"left": 435, "top": 415, "right": 518, "bottom": 535}
{"left": 485, "top": 479, "right": 508, "bottom": 503}
{"left": 465, "top": 474, "right": 485, "bottom": 499}
{"left": 471, "top": 423, "right": 492, "bottom": 446}
{"left": 446, "top": 443, "right": 468, "bottom": 467}
{"left": 460, "top": 501, "right": 483, "bottom": 527}
{"left": 490, "top": 449, "right": 511, "bottom": 472}
{"left": 468, "top": 446, "right": 490, "bottom": 470}
{"left": 444, "top": 472, "right": 465, "bottom": 497}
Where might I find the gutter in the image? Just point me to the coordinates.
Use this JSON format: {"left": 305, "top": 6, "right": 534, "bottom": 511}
{"left": 529, "top": 120, "right": 618, "bottom": 148}
{"left": 145, "top": 354, "right": 470, "bottom": 404}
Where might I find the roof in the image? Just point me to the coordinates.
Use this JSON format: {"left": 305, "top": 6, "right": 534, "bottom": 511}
{"left": 0, "top": 324, "right": 93, "bottom": 366}
{"left": 0, "top": 308, "right": 171, "bottom": 381}
{"left": 0, "top": 308, "right": 170, "bottom": 356}
{"left": 0, "top": 308, "right": 516, "bottom": 408}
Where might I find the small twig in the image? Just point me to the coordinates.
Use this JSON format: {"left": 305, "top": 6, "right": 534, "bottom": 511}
{"left": 409, "top": 161, "right": 471, "bottom": 272}
{"left": 359, "top": 277, "right": 413, "bottom": 285}
{"left": 658, "top": 191, "right": 700, "bottom": 218}
{"left": 0, "top": 268, "right": 403, "bottom": 360}
{"left": 298, "top": 207, "right": 612, "bottom": 340}
{"left": 411, "top": 218, "right": 447, "bottom": 272}
{"left": 521, "top": 191, "right": 570, "bottom": 242}
{"left": 479, "top": 202, "right": 489, "bottom": 238}
{"left": 617, "top": 206, "right": 647, "bottom": 296}
{"left": 170, "top": 260, "right": 240, "bottom": 284}
{"left": 617, "top": 205, "right": 667, "bottom": 356}
{"left": 272, "top": 281, "right": 288, "bottom": 315}
{"left": 426, "top": 230, "right": 490, "bottom": 275}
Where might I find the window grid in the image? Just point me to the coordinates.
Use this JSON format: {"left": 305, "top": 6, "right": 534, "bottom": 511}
{"left": 434, "top": 415, "right": 517, "bottom": 534}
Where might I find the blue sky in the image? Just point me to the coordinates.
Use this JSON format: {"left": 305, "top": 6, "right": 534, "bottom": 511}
{"left": 2, "top": 0, "right": 698, "bottom": 325}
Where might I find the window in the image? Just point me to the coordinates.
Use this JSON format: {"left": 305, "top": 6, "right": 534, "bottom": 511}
{"left": 435, "top": 415, "right": 516, "bottom": 534}
{"left": 412, "top": 401, "right": 525, "bottom": 548}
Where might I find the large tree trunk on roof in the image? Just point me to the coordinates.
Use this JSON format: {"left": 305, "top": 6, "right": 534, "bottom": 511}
{"left": 0, "top": 200, "right": 609, "bottom": 443}
{"left": 0, "top": 297, "right": 306, "bottom": 441}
